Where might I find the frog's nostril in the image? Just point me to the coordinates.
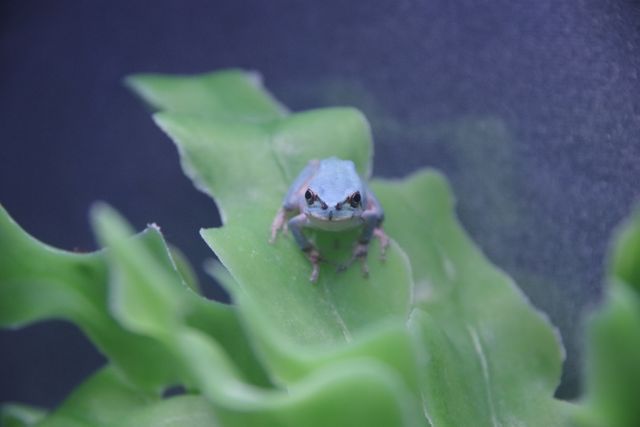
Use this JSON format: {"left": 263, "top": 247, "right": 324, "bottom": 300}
{"left": 335, "top": 203, "right": 342, "bottom": 211}
{"left": 321, "top": 202, "right": 328, "bottom": 210}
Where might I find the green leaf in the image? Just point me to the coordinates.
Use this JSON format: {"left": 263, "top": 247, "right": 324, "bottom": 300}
{"left": 372, "top": 171, "right": 571, "bottom": 426}
{"left": 30, "top": 366, "right": 218, "bottom": 427}
{"left": 152, "top": 108, "right": 372, "bottom": 222}
{"left": 1, "top": 194, "right": 420, "bottom": 426}
{"left": 137, "top": 77, "right": 415, "bottom": 386}
{"left": 8, "top": 67, "right": 615, "bottom": 426}
{"left": 90, "top": 204, "right": 271, "bottom": 388}
{"left": 119, "top": 396, "right": 220, "bottom": 427}
{"left": 0, "top": 403, "right": 47, "bottom": 427}
{"left": 90, "top": 201, "right": 421, "bottom": 426}
{"left": 0, "top": 205, "right": 177, "bottom": 390}
{"left": 125, "top": 69, "right": 287, "bottom": 121}
{"left": 609, "top": 209, "right": 640, "bottom": 293}
{"left": 371, "top": 170, "right": 455, "bottom": 301}
{"left": 167, "top": 325, "right": 422, "bottom": 427}
{"left": 127, "top": 70, "right": 580, "bottom": 426}
{"left": 577, "top": 211, "right": 640, "bottom": 427}
{"left": 34, "top": 366, "right": 158, "bottom": 427}
{"left": 153, "top": 108, "right": 415, "bottom": 379}
{"left": 169, "top": 244, "right": 202, "bottom": 293}
{"left": 0, "top": 204, "right": 268, "bottom": 390}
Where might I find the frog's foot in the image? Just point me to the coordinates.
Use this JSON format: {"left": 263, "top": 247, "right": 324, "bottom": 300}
{"left": 338, "top": 243, "right": 370, "bottom": 278}
{"left": 373, "top": 228, "right": 390, "bottom": 261}
{"left": 304, "top": 247, "right": 322, "bottom": 283}
{"left": 269, "top": 208, "right": 287, "bottom": 243}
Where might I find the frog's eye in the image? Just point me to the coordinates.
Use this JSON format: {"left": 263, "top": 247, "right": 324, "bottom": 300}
{"left": 350, "top": 191, "right": 361, "bottom": 208}
{"left": 305, "top": 189, "right": 314, "bottom": 204}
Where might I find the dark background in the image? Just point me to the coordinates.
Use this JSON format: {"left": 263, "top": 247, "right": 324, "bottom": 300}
{"left": 1, "top": 0, "right": 639, "bottom": 408}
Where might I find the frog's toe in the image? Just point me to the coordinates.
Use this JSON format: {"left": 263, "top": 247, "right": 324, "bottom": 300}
{"left": 309, "top": 264, "right": 320, "bottom": 283}
{"left": 373, "top": 228, "right": 390, "bottom": 255}
{"left": 360, "top": 259, "right": 370, "bottom": 278}
{"left": 353, "top": 243, "right": 369, "bottom": 259}
{"left": 305, "top": 247, "right": 322, "bottom": 283}
{"left": 379, "top": 245, "right": 388, "bottom": 260}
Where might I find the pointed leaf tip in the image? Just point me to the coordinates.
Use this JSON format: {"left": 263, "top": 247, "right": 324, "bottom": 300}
{"left": 126, "top": 69, "right": 287, "bottom": 120}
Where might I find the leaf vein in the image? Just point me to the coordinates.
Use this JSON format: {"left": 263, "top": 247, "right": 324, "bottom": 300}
{"left": 467, "top": 324, "right": 501, "bottom": 427}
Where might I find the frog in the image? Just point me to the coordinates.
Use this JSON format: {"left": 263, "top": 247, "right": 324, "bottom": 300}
{"left": 269, "top": 157, "right": 389, "bottom": 283}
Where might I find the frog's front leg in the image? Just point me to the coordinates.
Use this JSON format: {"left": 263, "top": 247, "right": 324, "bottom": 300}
{"left": 269, "top": 198, "right": 300, "bottom": 243}
{"left": 343, "top": 197, "right": 389, "bottom": 277}
{"left": 269, "top": 208, "right": 286, "bottom": 243}
{"left": 360, "top": 189, "right": 390, "bottom": 260}
{"left": 288, "top": 213, "right": 322, "bottom": 283}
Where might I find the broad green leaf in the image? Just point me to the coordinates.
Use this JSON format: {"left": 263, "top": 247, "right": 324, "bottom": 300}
{"left": 91, "top": 204, "right": 270, "bottom": 387}
{"left": 119, "top": 396, "right": 220, "bottom": 427}
{"left": 205, "top": 259, "right": 419, "bottom": 392}
{"left": 577, "top": 211, "right": 640, "bottom": 427}
{"left": 200, "top": 224, "right": 410, "bottom": 343}
{"left": 11, "top": 67, "right": 634, "bottom": 427}
{"left": 371, "top": 170, "right": 454, "bottom": 302}
{"left": 0, "top": 205, "right": 177, "bottom": 390}
{"left": 129, "top": 70, "right": 575, "bottom": 427}
{"left": 4, "top": 202, "right": 417, "bottom": 426}
{"left": 32, "top": 367, "right": 217, "bottom": 427}
{"left": 166, "top": 325, "right": 421, "bottom": 427}
{"left": 372, "top": 171, "right": 571, "bottom": 427}
{"left": 144, "top": 98, "right": 413, "bottom": 388}
{"left": 263, "top": 359, "right": 421, "bottom": 427}
{"left": 125, "top": 70, "right": 287, "bottom": 121}
{"left": 90, "top": 206, "right": 422, "bottom": 427}
{"left": 0, "top": 205, "right": 267, "bottom": 390}
{"left": 35, "top": 366, "right": 157, "bottom": 427}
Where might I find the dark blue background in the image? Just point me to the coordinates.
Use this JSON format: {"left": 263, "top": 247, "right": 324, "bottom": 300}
{"left": 1, "top": 0, "right": 639, "bottom": 408}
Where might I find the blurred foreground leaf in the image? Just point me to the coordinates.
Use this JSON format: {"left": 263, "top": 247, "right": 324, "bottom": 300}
{"left": 0, "top": 403, "right": 46, "bottom": 427}
{"left": 577, "top": 210, "right": 640, "bottom": 427}
{"left": 0, "top": 206, "right": 178, "bottom": 390}
{"left": 91, "top": 204, "right": 421, "bottom": 426}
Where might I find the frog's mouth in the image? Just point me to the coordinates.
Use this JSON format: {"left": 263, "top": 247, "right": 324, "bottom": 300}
{"left": 308, "top": 210, "right": 361, "bottom": 231}
{"left": 308, "top": 210, "right": 353, "bottom": 222}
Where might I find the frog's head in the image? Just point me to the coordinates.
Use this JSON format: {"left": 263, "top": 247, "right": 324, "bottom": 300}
{"left": 304, "top": 186, "right": 364, "bottom": 223}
